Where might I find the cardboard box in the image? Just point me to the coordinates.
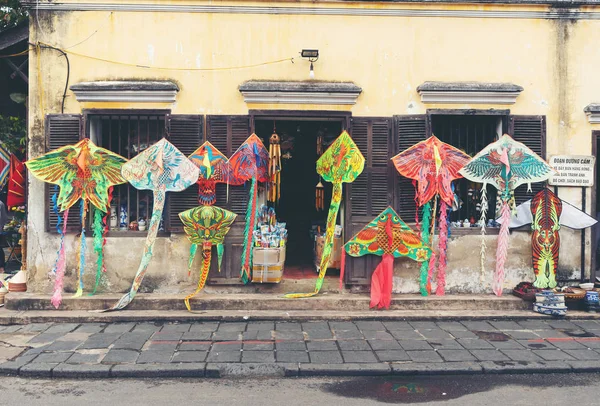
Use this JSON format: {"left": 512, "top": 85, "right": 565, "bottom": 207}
{"left": 314, "top": 236, "right": 342, "bottom": 270}
{"left": 252, "top": 247, "right": 286, "bottom": 283}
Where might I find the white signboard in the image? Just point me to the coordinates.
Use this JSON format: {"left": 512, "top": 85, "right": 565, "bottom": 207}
{"left": 548, "top": 155, "right": 595, "bottom": 187}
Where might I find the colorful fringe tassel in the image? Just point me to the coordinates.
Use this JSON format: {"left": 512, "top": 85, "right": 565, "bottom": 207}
{"left": 435, "top": 201, "right": 449, "bottom": 296}
{"left": 494, "top": 201, "right": 511, "bottom": 296}
{"left": 240, "top": 177, "right": 258, "bottom": 284}
{"left": 419, "top": 202, "right": 432, "bottom": 296}
{"left": 370, "top": 254, "right": 394, "bottom": 309}
{"left": 51, "top": 209, "right": 69, "bottom": 309}
{"left": 184, "top": 244, "right": 212, "bottom": 311}
{"left": 91, "top": 207, "right": 105, "bottom": 295}
{"left": 74, "top": 201, "right": 87, "bottom": 298}
{"left": 479, "top": 187, "right": 488, "bottom": 283}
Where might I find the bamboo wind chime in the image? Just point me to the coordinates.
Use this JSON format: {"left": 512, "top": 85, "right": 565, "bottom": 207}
{"left": 268, "top": 125, "right": 282, "bottom": 204}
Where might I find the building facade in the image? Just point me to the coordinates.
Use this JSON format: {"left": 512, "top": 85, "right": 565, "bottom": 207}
{"left": 24, "top": 0, "right": 600, "bottom": 295}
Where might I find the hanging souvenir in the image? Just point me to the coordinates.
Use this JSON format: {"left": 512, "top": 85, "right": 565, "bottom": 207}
{"left": 188, "top": 141, "right": 230, "bottom": 206}
{"left": 459, "top": 134, "right": 554, "bottom": 296}
{"left": 342, "top": 206, "right": 431, "bottom": 309}
{"left": 179, "top": 205, "right": 237, "bottom": 311}
{"left": 228, "top": 134, "right": 269, "bottom": 284}
{"left": 315, "top": 180, "right": 325, "bottom": 211}
{"left": 286, "top": 131, "right": 365, "bottom": 298}
{"left": 268, "top": 128, "right": 282, "bottom": 204}
{"left": 7, "top": 154, "right": 25, "bottom": 209}
{"left": 25, "top": 138, "right": 127, "bottom": 307}
{"left": 106, "top": 139, "right": 199, "bottom": 311}
{"left": 0, "top": 145, "right": 10, "bottom": 190}
{"left": 391, "top": 135, "right": 470, "bottom": 296}
{"left": 497, "top": 188, "right": 597, "bottom": 289}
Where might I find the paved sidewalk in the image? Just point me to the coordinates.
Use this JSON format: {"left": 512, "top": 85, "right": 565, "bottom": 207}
{"left": 2, "top": 319, "right": 600, "bottom": 378}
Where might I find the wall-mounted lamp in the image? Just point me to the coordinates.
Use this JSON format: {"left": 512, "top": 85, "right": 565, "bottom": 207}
{"left": 301, "top": 49, "right": 319, "bottom": 79}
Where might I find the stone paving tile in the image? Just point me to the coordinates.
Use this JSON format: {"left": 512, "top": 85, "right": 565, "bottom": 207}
{"left": 74, "top": 324, "right": 106, "bottom": 334}
{"left": 309, "top": 351, "right": 343, "bottom": 364}
{"left": 206, "top": 350, "right": 241, "bottom": 363}
{"left": 178, "top": 342, "right": 211, "bottom": 351}
{"left": 44, "top": 340, "right": 81, "bottom": 352}
{"left": 31, "top": 352, "right": 73, "bottom": 363}
{"left": 438, "top": 350, "right": 477, "bottom": 362}
{"left": 397, "top": 340, "right": 433, "bottom": 351}
{"left": 28, "top": 333, "right": 67, "bottom": 344}
{"left": 0, "top": 325, "right": 23, "bottom": 333}
{"left": 137, "top": 350, "right": 174, "bottom": 364}
{"left": 383, "top": 321, "right": 413, "bottom": 331}
{"left": 53, "top": 363, "right": 112, "bottom": 378}
{"left": 304, "top": 330, "right": 334, "bottom": 340}
{"left": 306, "top": 341, "right": 338, "bottom": 351}
{"left": 572, "top": 320, "right": 600, "bottom": 330}
{"left": 368, "top": 340, "right": 402, "bottom": 351}
{"left": 409, "top": 321, "right": 439, "bottom": 330}
{"left": 20, "top": 363, "right": 58, "bottom": 377}
{"left": 172, "top": 351, "right": 207, "bottom": 363}
{"left": 112, "top": 332, "right": 153, "bottom": 351}
{"left": 273, "top": 331, "right": 305, "bottom": 341}
{"left": 132, "top": 323, "right": 161, "bottom": 333}
{"left": 20, "top": 346, "right": 50, "bottom": 357}
{"left": 355, "top": 321, "right": 386, "bottom": 331}
{"left": 456, "top": 339, "right": 494, "bottom": 350}
{"left": 333, "top": 330, "right": 363, "bottom": 340}
{"left": 362, "top": 331, "right": 394, "bottom": 340}
{"left": 406, "top": 350, "right": 443, "bottom": 363}
{"left": 212, "top": 342, "right": 242, "bottom": 351}
{"left": 470, "top": 349, "right": 511, "bottom": 361}
{"left": 341, "top": 351, "right": 378, "bottom": 363}
{"left": 57, "top": 332, "right": 92, "bottom": 342}
{"left": 160, "top": 323, "right": 191, "bottom": 333}
{"left": 564, "top": 349, "right": 600, "bottom": 360}
{"left": 44, "top": 323, "right": 80, "bottom": 334}
{"left": 337, "top": 340, "right": 371, "bottom": 351}
{"left": 189, "top": 322, "right": 219, "bottom": 332}
{"left": 501, "top": 350, "right": 545, "bottom": 362}
{"left": 277, "top": 351, "right": 309, "bottom": 363}
{"left": 449, "top": 330, "right": 478, "bottom": 339}
{"left": 212, "top": 331, "right": 242, "bottom": 341}
{"left": 275, "top": 322, "right": 302, "bottom": 331}
{"left": 518, "top": 340, "right": 556, "bottom": 350}
{"left": 533, "top": 330, "right": 570, "bottom": 339}
{"left": 151, "top": 331, "right": 184, "bottom": 341}
{"left": 461, "top": 321, "right": 495, "bottom": 331}
{"left": 65, "top": 351, "right": 106, "bottom": 364}
{"left": 545, "top": 339, "right": 588, "bottom": 350}
{"left": 531, "top": 349, "right": 575, "bottom": 361}
{"left": 507, "top": 331, "right": 539, "bottom": 340}
{"left": 276, "top": 341, "right": 306, "bottom": 351}
{"left": 329, "top": 322, "right": 358, "bottom": 331}
{"left": 429, "top": 340, "right": 464, "bottom": 350}
{"left": 436, "top": 322, "right": 468, "bottom": 331}
{"left": 576, "top": 338, "right": 600, "bottom": 348}
{"left": 147, "top": 342, "right": 179, "bottom": 351}
{"left": 19, "top": 323, "right": 53, "bottom": 333}
{"left": 546, "top": 320, "right": 580, "bottom": 330}
{"left": 419, "top": 329, "right": 454, "bottom": 340}
{"left": 489, "top": 321, "right": 522, "bottom": 330}
{"left": 217, "top": 322, "right": 247, "bottom": 332}
{"left": 241, "top": 331, "right": 260, "bottom": 340}
{"left": 245, "top": 322, "right": 275, "bottom": 331}
{"left": 375, "top": 350, "right": 410, "bottom": 362}
{"left": 302, "top": 322, "right": 330, "bottom": 331}
{"left": 390, "top": 330, "right": 424, "bottom": 340}
{"left": 102, "top": 349, "right": 139, "bottom": 364}
{"left": 243, "top": 342, "right": 274, "bottom": 351}
{"left": 242, "top": 351, "right": 275, "bottom": 363}
{"left": 516, "top": 320, "right": 552, "bottom": 330}
{"left": 181, "top": 331, "right": 212, "bottom": 341}
{"left": 488, "top": 340, "right": 525, "bottom": 350}
{"left": 103, "top": 323, "right": 135, "bottom": 334}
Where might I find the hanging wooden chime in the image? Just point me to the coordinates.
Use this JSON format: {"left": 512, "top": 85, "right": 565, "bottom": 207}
{"left": 316, "top": 133, "right": 323, "bottom": 156}
{"left": 315, "top": 180, "right": 325, "bottom": 211}
{"left": 268, "top": 126, "right": 282, "bottom": 204}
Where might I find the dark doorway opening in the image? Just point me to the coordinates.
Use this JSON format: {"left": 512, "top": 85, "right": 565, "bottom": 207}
{"left": 594, "top": 131, "right": 600, "bottom": 283}
{"left": 255, "top": 119, "right": 342, "bottom": 278}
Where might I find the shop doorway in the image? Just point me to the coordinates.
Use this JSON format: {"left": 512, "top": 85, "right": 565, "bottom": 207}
{"left": 254, "top": 118, "right": 343, "bottom": 279}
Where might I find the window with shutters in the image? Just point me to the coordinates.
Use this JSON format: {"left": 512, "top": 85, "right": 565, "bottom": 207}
{"left": 87, "top": 113, "right": 167, "bottom": 234}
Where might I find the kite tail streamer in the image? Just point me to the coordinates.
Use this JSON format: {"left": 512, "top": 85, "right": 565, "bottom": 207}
{"left": 184, "top": 244, "right": 212, "bottom": 312}
{"left": 51, "top": 209, "right": 69, "bottom": 309}
{"left": 240, "top": 177, "right": 258, "bottom": 284}
{"left": 50, "top": 188, "right": 64, "bottom": 274}
{"left": 370, "top": 254, "right": 394, "bottom": 310}
{"left": 74, "top": 201, "right": 87, "bottom": 298}
{"left": 339, "top": 248, "right": 346, "bottom": 291}
{"left": 217, "top": 243, "right": 224, "bottom": 273}
{"left": 494, "top": 201, "right": 511, "bottom": 296}
{"left": 419, "top": 202, "right": 432, "bottom": 296}
{"left": 435, "top": 201, "right": 449, "bottom": 296}
{"left": 286, "top": 182, "right": 342, "bottom": 298}
{"left": 106, "top": 187, "right": 166, "bottom": 311}
{"left": 187, "top": 244, "right": 198, "bottom": 277}
{"left": 479, "top": 187, "right": 488, "bottom": 283}
{"left": 91, "top": 207, "right": 105, "bottom": 295}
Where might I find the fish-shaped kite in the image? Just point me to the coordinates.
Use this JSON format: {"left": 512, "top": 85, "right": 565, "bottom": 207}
{"left": 497, "top": 188, "right": 597, "bottom": 289}
{"left": 188, "top": 141, "right": 231, "bottom": 206}
{"left": 228, "top": 134, "right": 269, "bottom": 284}
{"left": 179, "top": 205, "right": 237, "bottom": 311}
{"left": 342, "top": 206, "right": 431, "bottom": 309}
{"left": 460, "top": 134, "right": 554, "bottom": 296}
{"left": 25, "top": 138, "right": 127, "bottom": 307}
{"left": 286, "top": 131, "right": 365, "bottom": 298}
{"left": 105, "top": 138, "right": 199, "bottom": 311}
{"left": 392, "top": 136, "right": 470, "bottom": 296}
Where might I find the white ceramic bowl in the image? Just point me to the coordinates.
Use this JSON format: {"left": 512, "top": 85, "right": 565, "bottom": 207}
{"left": 579, "top": 283, "right": 594, "bottom": 291}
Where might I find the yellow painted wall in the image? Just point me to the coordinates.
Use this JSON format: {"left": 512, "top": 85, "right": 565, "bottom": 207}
{"left": 26, "top": 1, "right": 600, "bottom": 294}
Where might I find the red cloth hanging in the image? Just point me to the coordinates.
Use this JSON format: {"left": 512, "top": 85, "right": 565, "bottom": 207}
{"left": 7, "top": 154, "right": 25, "bottom": 209}
{"left": 369, "top": 253, "right": 394, "bottom": 310}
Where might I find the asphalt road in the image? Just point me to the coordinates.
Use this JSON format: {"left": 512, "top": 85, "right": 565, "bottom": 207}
{"left": 1, "top": 373, "right": 599, "bottom": 405}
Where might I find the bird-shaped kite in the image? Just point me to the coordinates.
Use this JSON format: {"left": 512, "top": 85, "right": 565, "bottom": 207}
{"left": 179, "top": 205, "right": 237, "bottom": 311}
{"left": 391, "top": 136, "right": 470, "bottom": 296}
{"left": 496, "top": 188, "right": 597, "bottom": 289}
{"left": 25, "top": 138, "right": 127, "bottom": 308}
{"left": 342, "top": 206, "right": 432, "bottom": 309}
{"left": 106, "top": 138, "right": 199, "bottom": 311}
{"left": 286, "top": 131, "right": 365, "bottom": 298}
{"left": 188, "top": 141, "right": 231, "bottom": 206}
{"left": 460, "top": 134, "right": 554, "bottom": 296}
{"left": 228, "top": 134, "right": 269, "bottom": 284}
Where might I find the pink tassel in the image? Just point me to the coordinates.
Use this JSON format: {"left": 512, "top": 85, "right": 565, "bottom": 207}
{"left": 51, "top": 209, "right": 69, "bottom": 309}
{"left": 339, "top": 248, "right": 346, "bottom": 291}
{"left": 436, "top": 201, "right": 448, "bottom": 296}
{"left": 426, "top": 252, "right": 436, "bottom": 294}
{"left": 494, "top": 202, "right": 511, "bottom": 296}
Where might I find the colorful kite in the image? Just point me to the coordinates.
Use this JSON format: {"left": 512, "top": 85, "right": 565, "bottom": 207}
{"left": 0, "top": 145, "right": 10, "bottom": 189}
{"left": 286, "top": 131, "right": 365, "bottom": 298}
{"left": 7, "top": 154, "right": 25, "bottom": 209}
{"left": 188, "top": 141, "right": 230, "bottom": 206}
{"left": 25, "top": 138, "right": 127, "bottom": 307}
{"left": 342, "top": 206, "right": 431, "bottom": 309}
{"left": 497, "top": 189, "right": 597, "bottom": 289}
{"left": 460, "top": 134, "right": 554, "bottom": 296}
{"left": 106, "top": 138, "right": 199, "bottom": 311}
{"left": 228, "top": 134, "right": 269, "bottom": 284}
{"left": 391, "top": 136, "right": 470, "bottom": 296}
{"left": 179, "top": 205, "right": 237, "bottom": 311}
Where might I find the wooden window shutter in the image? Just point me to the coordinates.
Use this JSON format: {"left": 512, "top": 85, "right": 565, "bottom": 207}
{"left": 509, "top": 115, "right": 546, "bottom": 206}
{"left": 394, "top": 115, "right": 428, "bottom": 222}
{"left": 45, "top": 114, "right": 83, "bottom": 232}
{"left": 344, "top": 117, "right": 393, "bottom": 285}
{"left": 165, "top": 115, "right": 204, "bottom": 232}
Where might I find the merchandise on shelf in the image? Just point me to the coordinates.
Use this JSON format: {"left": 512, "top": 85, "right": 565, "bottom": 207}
{"left": 253, "top": 205, "right": 288, "bottom": 248}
